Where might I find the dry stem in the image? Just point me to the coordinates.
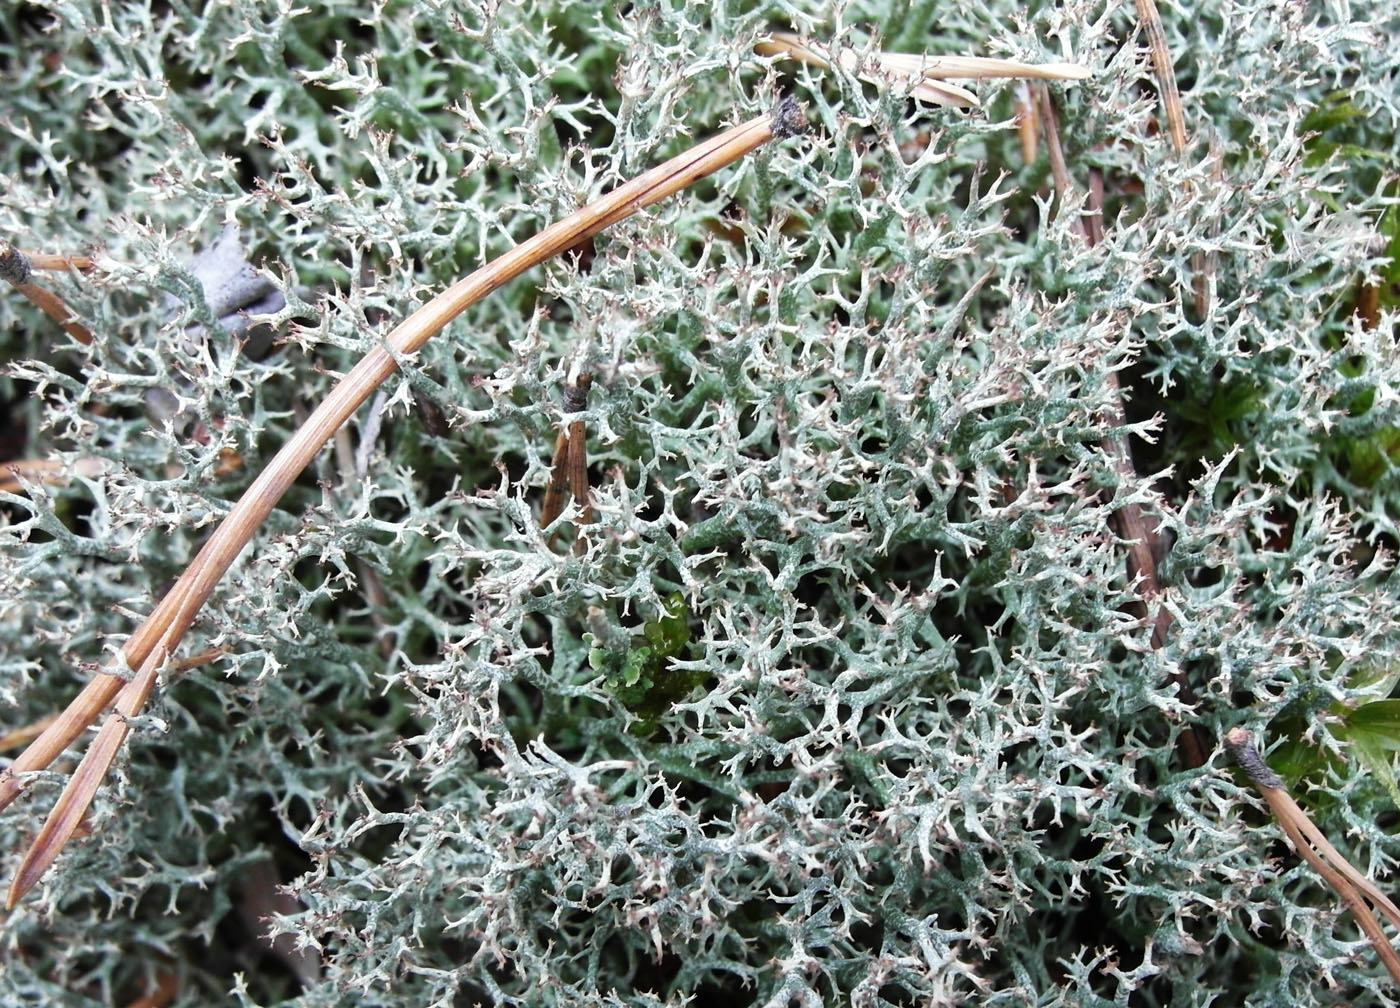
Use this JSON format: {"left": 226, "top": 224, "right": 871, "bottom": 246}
{"left": 1036, "top": 82, "right": 1207, "bottom": 768}
{"left": 541, "top": 373, "right": 595, "bottom": 549}
{"left": 1134, "top": 0, "right": 1210, "bottom": 318}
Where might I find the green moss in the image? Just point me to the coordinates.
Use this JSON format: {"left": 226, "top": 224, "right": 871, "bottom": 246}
{"left": 587, "top": 593, "right": 703, "bottom": 734}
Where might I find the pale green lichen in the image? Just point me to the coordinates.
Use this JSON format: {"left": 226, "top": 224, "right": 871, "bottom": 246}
{"left": 2, "top": 0, "right": 1400, "bottom": 1006}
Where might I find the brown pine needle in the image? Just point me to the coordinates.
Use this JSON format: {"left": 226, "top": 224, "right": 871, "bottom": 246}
{"left": 168, "top": 647, "right": 227, "bottom": 674}
{"left": 1226, "top": 727, "right": 1400, "bottom": 985}
{"left": 122, "top": 971, "right": 178, "bottom": 1008}
{"left": 9, "top": 643, "right": 170, "bottom": 904}
{"left": 1134, "top": 0, "right": 1209, "bottom": 317}
{"left": 1015, "top": 82, "right": 1040, "bottom": 165}
{"left": 1134, "top": 0, "right": 1187, "bottom": 153}
{"left": 541, "top": 373, "right": 594, "bottom": 544}
{"left": 0, "top": 98, "right": 807, "bottom": 906}
{"left": 1036, "top": 83, "right": 1076, "bottom": 230}
{"left": 0, "top": 715, "right": 58, "bottom": 754}
{"left": 0, "top": 648, "right": 225, "bottom": 753}
{"left": 13, "top": 282, "right": 94, "bottom": 345}
{"left": 20, "top": 250, "right": 95, "bottom": 273}
{"left": 0, "top": 457, "right": 107, "bottom": 495}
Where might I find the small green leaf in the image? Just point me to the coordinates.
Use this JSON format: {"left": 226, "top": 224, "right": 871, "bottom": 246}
{"left": 1337, "top": 700, "right": 1400, "bottom": 809}
{"left": 1341, "top": 700, "right": 1400, "bottom": 750}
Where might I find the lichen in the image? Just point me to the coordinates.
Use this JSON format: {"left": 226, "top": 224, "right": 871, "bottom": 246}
{"left": 2, "top": 0, "right": 1400, "bottom": 1005}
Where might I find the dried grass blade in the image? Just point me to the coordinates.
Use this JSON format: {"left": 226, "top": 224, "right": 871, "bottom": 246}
{"left": 0, "top": 674, "right": 126, "bottom": 812}
{"left": 757, "top": 32, "right": 1087, "bottom": 111}
{"left": 1134, "top": 0, "right": 1187, "bottom": 152}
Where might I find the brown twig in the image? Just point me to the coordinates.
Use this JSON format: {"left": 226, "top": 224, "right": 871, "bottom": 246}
{"left": 1226, "top": 727, "right": 1400, "bottom": 984}
{"left": 1037, "top": 84, "right": 1208, "bottom": 768}
{"left": 1035, "top": 83, "right": 1082, "bottom": 239}
{"left": 0, "top": 651, "right": 223, "bottom": 756}
{"left": 1085, "top": 167, "right": 1105, "bottom": 247}
{"left": 0, "top": 715, "right": 58, "bottom": 754}
{"left": 0, "top": 457, "right": 107, "bottom": 495}
{"left": 1125, "top": 1, "right": 1212, "bottom": 756}
{"left": 1134, "top": 0, "right": 1186, "bottom": 153}
{"left": 0, "top": 98, "right": 808, "bottom": 907}
{"left": 238, "top": 858, "right": 321, "bottom": 986}
{"left": 1026, "top": 2, "right": 1214, "bottom": 763}
{"left": 20, "top": 251, "right": 95, "bottom": 273}
{"left": 122, "top": 970, "right": 178, "bottom": 1008}
{"left": 330, "top": 403, "right": 396, "bottom": 659}
{"left": 1015, "top": 82, "right": 1040, "bottom": 165}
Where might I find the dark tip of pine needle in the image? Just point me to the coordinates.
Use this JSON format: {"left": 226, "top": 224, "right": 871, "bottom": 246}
{"left": 1225, "top": 727, "right": 1283, "bottom": 790}
{"left": 771, "top": 96, "right": 807, "bottom": 139}
{"left": 0, "top": 241, "right": 33, "bottom": 286}
{"left": 561, "top": 374, "right": 592, "bottom": 413}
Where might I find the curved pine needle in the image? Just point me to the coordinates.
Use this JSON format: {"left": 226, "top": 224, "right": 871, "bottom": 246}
{"left": 1, "top": 99, "right": 807, "bottom": 906}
